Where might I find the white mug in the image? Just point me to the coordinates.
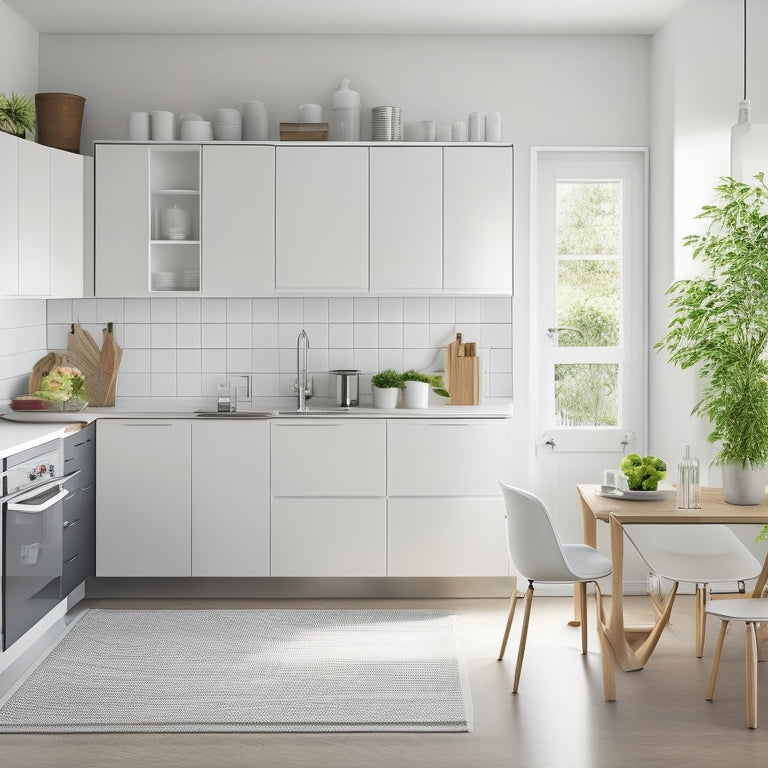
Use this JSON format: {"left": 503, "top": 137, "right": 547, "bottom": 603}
{"left": 150, "top": 110, "right": 175, "bottom": 141}
{"left": 128, "top": 111, "right": 150, "bottom": 141}
{"left": 298, "top": 103, "right": 323, "bottom": 122}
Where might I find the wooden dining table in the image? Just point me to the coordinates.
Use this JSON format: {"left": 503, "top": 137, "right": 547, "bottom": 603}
{"left": 576, "top": 484, "right": 768, "bottom": 701}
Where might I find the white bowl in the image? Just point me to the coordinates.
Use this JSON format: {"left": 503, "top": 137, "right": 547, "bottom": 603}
{"left": 215, "top": 107, "right": 241, "bottom": 123}
{"left": 179, "top": 113, "right": 204, "bottom": 123}
{"left": 214, "top": 123, "right": 242, "bottom": 141}
{"left": 180, "top": 120, "right": 213, "bottom": 141}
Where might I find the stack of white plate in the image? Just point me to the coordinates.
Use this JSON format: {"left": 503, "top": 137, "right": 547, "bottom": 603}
{"left": 151, "top": 270, "right": 199, "bottom": 292}
{"left": 214, "top": 107, "right": 242, "bottom": 141}
{"left": 372, "top": 106, "right": 403, "bottom": 141}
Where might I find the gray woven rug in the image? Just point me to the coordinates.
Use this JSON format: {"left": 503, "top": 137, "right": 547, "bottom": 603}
{"left": 0, "top": 608, "right": 472, "bottom": 733}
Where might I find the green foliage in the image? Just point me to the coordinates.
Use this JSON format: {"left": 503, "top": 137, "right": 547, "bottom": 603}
{"left": 401, "top": 370, "right": 449, "bottom": 398}
{"left": 655, "top": 174, "right": 768, "bottom": 468}
{"left": 555, "top": 364, "right": 618, "bottom": 426}
{"left": 34, "top": 366, "right": 88, "bottom": 402}
{"left": 0, "top": 92, "right": 35, "bottom": 137}
{"left": 620, "top": 453, "right": 667, "bottom": 491}
{"left": 557, "top": 182, "right": 620, "bottom": 256}
{"left": 371, "top": 369, "right": 403, "bottom": 389}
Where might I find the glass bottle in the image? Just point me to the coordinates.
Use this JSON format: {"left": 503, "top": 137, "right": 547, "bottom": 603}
{"left": 676, "top": 444, "right": 701, "bottom": 509}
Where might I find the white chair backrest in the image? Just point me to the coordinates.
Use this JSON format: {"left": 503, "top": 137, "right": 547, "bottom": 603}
{"left": 499, "top": 481, "right": 579, "bottom": 582}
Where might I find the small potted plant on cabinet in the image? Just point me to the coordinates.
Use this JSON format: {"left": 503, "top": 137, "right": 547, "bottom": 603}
{"left": 0, "top": 92, "right": 35, "bottom": 138}
{"left": 371, "top": 369, "right": 403, "bottom": 409}
{"left": 401, "top": 370, "right": 449, "bottom": 409}
{"left": 655, "top": 174, "right": 768, "bottom": 505}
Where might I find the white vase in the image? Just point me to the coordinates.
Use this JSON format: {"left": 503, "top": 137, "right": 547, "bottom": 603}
{"left": 403, "top": 381, "right": 429, "bottom": 409}
{"left": 723, "top": 462, "right": 767, "bottom": 505}
{"left": 372, "top": 386, "right": 399, "bottom": 409}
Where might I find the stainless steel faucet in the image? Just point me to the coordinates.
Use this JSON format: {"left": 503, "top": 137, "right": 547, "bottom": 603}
{"left": 295, "top": 329, "right": 313, "bottom": 412}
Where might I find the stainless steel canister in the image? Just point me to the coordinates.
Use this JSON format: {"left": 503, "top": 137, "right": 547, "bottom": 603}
{"left": 331, "top": 369, "right": 360, "bottom": 407}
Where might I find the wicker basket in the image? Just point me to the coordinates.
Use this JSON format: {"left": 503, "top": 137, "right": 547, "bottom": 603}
{"left": 35, "top": 92, "right": 85, "bottom": 153}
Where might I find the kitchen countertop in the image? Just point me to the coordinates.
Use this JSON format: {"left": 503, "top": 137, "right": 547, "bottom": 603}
{"left": 0, "top": 420, "right": 84, "bottom": 461}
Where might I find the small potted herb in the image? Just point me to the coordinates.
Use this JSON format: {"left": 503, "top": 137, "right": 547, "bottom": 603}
{"left": 0, "top": 93, "right": 36, "bottom": 138}
{"left": 619, "top": 453, "right": 667, "bottom": 492}
{"left": 371, "top": 369, "right": 403, "bottom": 409}
{"left": 401, "top": 370, "right": 449, "bottom": 409}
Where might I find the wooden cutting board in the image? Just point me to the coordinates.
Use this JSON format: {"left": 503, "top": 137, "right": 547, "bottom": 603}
{"left": 444, "top": 332, "right": 480, "bottom": 405}
{"left": 29, "top": 324, "right": 122, "bottom": 407}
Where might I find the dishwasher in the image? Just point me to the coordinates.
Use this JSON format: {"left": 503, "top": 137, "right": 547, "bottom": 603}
{"left": 2, "top": 439, "right": 77, "bottom": 650}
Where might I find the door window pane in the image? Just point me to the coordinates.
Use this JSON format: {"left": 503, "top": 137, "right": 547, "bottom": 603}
{"left": 554, "top": 363, "right": 619, "bottom": 427}
{"left": 555, "top": 181, "right": 621, "bottom": 348}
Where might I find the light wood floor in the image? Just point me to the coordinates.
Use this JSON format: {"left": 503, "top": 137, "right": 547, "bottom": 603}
{"left": 2, "top": 594, "right": 768, "bottom": 767}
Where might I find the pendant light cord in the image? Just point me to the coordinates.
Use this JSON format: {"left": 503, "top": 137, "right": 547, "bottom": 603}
{"left": 744, "top": 0, "right": 748, "bottom": 101}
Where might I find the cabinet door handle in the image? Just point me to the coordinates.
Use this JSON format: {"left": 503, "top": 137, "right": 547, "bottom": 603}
{"left": 63, "top": 517, "right": 80, "bottom": 529}
{"left": 64, "top": 553, "right": 79, "bottom": 565}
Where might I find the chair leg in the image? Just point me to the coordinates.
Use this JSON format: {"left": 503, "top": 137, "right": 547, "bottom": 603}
{"left": 513, "top": 581, "right": 534, "bottom": 693}
{"left": 706, "top": 619, "right": 729, "bottom": 701}
{"left": 695, "top": 584, "right": 706, "bottom": 658}
{"left": 579, "top": 581, "right": 588, "bottom": 654}
{"left": 498, "top": 591, "right": 518, "bottom": 661}
{"left": 746, "top": 622, "right": 758, "bottom": 729}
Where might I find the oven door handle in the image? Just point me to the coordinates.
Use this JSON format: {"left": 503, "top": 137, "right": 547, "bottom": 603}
{"left": 0, "top": 469, "right": 80, "bottom": 506}
{"left": 7, "top": 486, "right": 69, "bottom": 512}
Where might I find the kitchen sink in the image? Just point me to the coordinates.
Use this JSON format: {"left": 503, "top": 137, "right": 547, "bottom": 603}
{"left": 195, "top": 410, "right": 277, "bottom": 418}
{"left": 276, "top": 407, "right": 379, "bottom": 416}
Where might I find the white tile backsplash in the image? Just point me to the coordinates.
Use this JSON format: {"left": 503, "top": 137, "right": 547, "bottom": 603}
{"left": 26, "top": 296, "right": 513, "bottom": 407}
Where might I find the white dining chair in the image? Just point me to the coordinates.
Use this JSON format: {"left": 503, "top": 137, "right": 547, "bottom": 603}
{"left": 621, "top": 524, "right": 762, "bottom": 658}
{"left": 497, "top": 482, "right": 614, "bottom": 696}
{"left": 705, "top": 598, "right": 768, "bottom": 728}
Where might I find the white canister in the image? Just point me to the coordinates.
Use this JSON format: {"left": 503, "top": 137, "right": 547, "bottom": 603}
{"left": 452, "top": 121, "right": 468, "bottom": 142}
{"left": 485, "top": 111, "right": 502, "bottom": 142}
{"left": 150, "top": 110, "right": 175, "bottom": 141}
{"left": 242, "top": 100, "right": 269, "bottom": 140}
{"left": 128, "top": 111, "right": 150, "bottom": 141}
{"left": 298, "top": 103, "right": 323, "bottom": 122}
{"left": 468, "top": 112, "right": 486, "bottom": 142}
{"left": 161, "top": 205, "right": 190, "bottom": 240}
{"left": 435, "top": 122, "right": 453, "bottom": 142}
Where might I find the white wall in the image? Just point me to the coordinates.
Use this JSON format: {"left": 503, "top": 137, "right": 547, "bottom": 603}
{"left": 0, "top": 2, "right": 43, "bottom": 401}
{"left": 0, "top": 1, "right": 37, "bottom": 96}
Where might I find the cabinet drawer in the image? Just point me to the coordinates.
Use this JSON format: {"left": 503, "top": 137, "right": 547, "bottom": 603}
{"left": 388, "top": 497, "right": 508, "bottom": 577}
{"left": 62, "top": 485, "right": 95, "bottom": 561}
{"left": 387, "top": 420, "right": 508, "bottom": 496}
{"left": 271, "top": 420, "right": 386, "bottom": 496}
{"left": 271, "top": 497, "right": 386, "bottom": 577}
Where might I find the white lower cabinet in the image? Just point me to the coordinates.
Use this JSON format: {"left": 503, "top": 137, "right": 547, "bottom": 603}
{"left": 96, "top": 420, "right": 192, "bottom": 577}
{"left": 271, "top": 498, "right": 387, "bottom": 577}
{"left": 191, "top": 421, "right": 270, "bottom": 576}
{"left": 388, "top": 497, "right": 508, "bottom": 576}
{"left": 386, "top": 419, "right": 509, "bottom": 577}
{"left": 270, "top": 420, "right": 387, "bottom": 576}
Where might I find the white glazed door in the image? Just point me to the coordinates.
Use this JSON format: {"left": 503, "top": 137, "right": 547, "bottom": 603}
{"left": 533, "top": 149, "right": 648, "bottom": 552}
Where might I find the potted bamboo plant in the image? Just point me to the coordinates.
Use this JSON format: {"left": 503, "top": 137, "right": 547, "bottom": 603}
{"left": 655, "top": 174, "right": 768, "bottom": 505}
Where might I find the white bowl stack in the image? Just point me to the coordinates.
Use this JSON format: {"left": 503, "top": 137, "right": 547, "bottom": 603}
{"left": 214, "top": 107, "right": 242, "bottom": 141}
{"left": 179, "top": 119, "right": 213, "bottom": 141}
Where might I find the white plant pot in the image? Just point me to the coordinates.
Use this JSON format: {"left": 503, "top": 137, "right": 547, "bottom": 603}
{"left": 723, "top": 462, "right": 767, "bottom": 505}
{"left": 403, "top": 380, "right": 429, "bottom": 409}
{"left": 372, "top": 386, "right": 399, "bottom": 409}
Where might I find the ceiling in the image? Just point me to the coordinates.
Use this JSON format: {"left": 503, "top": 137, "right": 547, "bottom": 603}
{"left": 3, "top": 0, "right": 687, "bottom": 35}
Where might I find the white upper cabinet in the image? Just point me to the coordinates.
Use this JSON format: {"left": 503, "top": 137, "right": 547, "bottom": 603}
{"left": 51, "top": 150, "right": 92, "bottom": 297}
{"left": 95, "top": 143, "right": 150, "bottom": 296}
{"left": 443, "top": 146, "right": 513, "bottom": 293}
{"left": 202, "top": 145, "right": 275, "bottom": 295}
{"left": 275, "top": 146, "right": 369, "bottom": 292}
{"left": 18, "top": 140, "right": 51, "bottom": 296}
{"left": 0, "top": 131, "right": 19, "bottom": 293}
{"left": 369, "top": 146, "right": 443, "bottom": 293}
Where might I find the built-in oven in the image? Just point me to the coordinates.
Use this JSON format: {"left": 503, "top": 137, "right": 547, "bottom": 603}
{"left": 1, "top": 439, "right": 77, "bottom": 651}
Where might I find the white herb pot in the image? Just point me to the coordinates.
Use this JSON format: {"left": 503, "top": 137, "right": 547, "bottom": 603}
{"left": 403, "top": 381, "right": 429, "bottom": 409}
{"left": 723, "top": 462, "right": 767, "bottom": 505}
{"left": 372, "top": 386, "right": 399, "bottom": 409}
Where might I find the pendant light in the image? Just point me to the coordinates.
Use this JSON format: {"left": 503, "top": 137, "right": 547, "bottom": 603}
{"left": 730, "top": 0, "right": 768, "bottom": 180}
